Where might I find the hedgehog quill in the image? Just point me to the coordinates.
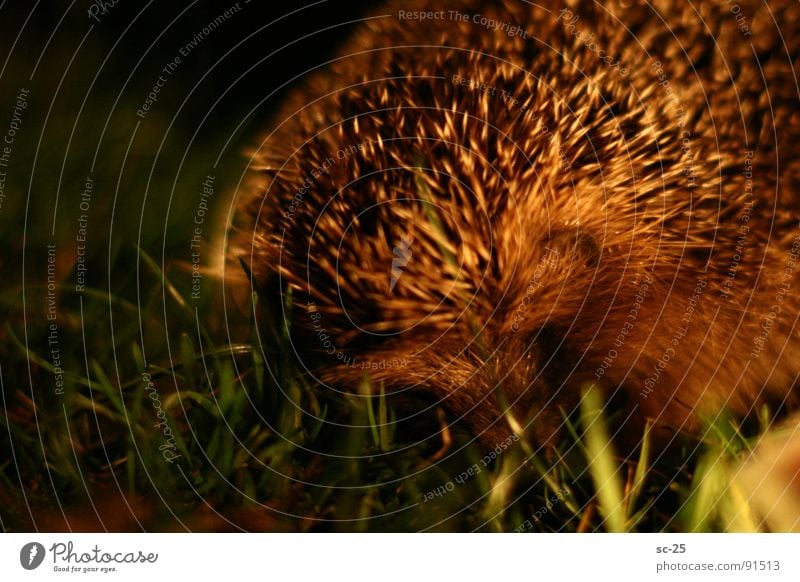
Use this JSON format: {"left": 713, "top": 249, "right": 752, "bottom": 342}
{"left": 231, "top": 0, "right": 800, "bottom": 449}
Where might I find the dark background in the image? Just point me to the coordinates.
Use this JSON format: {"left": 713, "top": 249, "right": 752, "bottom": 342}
{"left": 0, "top": 0, "right": 376, "bottom": 256}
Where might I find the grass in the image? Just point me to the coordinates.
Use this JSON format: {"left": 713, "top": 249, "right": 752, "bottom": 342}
{"left": 0, "top": 247, "right": 779, "bottom": 531}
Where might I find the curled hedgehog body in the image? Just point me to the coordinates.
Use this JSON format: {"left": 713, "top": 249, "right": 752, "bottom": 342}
{"left": 233, "top": 0, "right": 800, "bottom": 448}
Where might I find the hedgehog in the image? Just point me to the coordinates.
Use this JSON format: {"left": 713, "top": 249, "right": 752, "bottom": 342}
{"left": 230, "top": 0, "right": 800, "bottom": 449}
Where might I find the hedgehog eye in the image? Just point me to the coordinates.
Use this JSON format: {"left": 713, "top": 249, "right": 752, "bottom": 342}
{"left": 548, "top": 230, "right": 601, "bottom": 268}
{"left": 575, "top": 232, "right": 601, "bottom": 267}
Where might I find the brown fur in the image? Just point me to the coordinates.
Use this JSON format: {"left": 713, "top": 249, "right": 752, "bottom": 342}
{"left": 231, "top": 0, "right": 800, "bottom": 447}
